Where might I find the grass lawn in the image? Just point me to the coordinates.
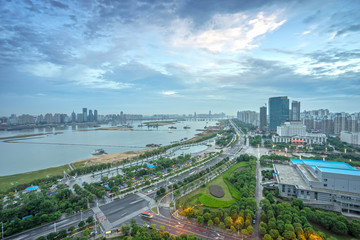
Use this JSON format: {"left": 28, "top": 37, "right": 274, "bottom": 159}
{"left": 204, "top": 174, "right": 233, "bottom": 201}
{"left": 178, "top": 161, "right": 248, "bottom": 208}
{"left": 0, "top": 165, "right": 71, "bottom": 193}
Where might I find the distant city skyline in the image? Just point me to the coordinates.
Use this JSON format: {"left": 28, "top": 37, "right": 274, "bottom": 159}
{"left": 1, "top": 0, "right": 359, "bottom": 115}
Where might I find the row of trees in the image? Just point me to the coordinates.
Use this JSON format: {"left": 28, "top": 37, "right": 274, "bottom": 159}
{"left": 0, "top": 188, "right": 88, "bottom": 237}
{"left": 120, "top": 219, "right": 202, "bottom": 240}
{"left": 328, "top": 136, "right": 360, "bottom": 153}
{"left": 231, "top": 119, "right": 256, "bottom": 134}
{"left": 260, "top": 196, "right": 360, "bottom": 239}
{"left": 179, "top": 156, "right": 258, "bottom": 236}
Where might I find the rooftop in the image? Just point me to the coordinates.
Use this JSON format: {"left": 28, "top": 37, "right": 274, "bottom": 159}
{"left": 291, "top": 159, "right": 355, "bottom": 171}
{"left": 274, "top": 164, "right": 308, "bottom": 189}
{"left": 317, "top": 167, "right": 360, "bottom": 176}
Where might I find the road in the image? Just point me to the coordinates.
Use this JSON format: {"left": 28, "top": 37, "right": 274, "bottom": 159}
{"left": 6, "top": 123, "right": 267, "bottom": 240}
{"left": 6, "top": 211, "right": 94, "bottom": 240}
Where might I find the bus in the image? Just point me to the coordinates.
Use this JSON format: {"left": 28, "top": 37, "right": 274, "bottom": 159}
{"left": 141, "top": 211, "right": 153, "bottom": 219}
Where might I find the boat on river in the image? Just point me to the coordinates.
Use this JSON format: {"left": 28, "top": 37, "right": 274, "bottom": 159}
{"left": 91, "top": 149, "right": 106, "bottom": 155}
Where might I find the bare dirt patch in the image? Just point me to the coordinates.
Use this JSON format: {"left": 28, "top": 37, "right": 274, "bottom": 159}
{"left": 209, "top": 185, "right": 225, "bottom": 198}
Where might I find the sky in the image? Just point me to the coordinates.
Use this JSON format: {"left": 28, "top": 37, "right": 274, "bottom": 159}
{"left": 0, "top": 0, "right": 359, "bottom": 116}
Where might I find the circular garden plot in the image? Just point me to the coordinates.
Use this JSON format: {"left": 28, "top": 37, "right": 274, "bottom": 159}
{"left": 209, "top": 185, "right": 225, "bottom": 198}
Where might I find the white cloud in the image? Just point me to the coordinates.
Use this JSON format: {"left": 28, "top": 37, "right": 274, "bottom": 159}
{"left": 23, "top": 62, "right": 62, "bottom": 78}
{"left": 170, "top": 11, "right": 286, "bottom": 53}
{"left": 23, "top": 62, "right": 132, "bottom": 90}
{"left": 161, "top": 91, "right": 177, "bottom": 95}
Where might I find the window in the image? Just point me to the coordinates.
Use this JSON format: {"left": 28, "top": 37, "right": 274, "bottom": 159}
{"left": 324, "top": 178, "right": 327, "bottom": 182}
{"left": 324, "top": 184, "right": 327, "bottom": 187}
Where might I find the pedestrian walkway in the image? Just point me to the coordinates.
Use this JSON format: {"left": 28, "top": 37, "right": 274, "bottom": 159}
{"left": 111, "top": 206, "right": 149, "bottom": 228}
{"left": 136, "top": 192, "right": 156, "bottom": 208}
{"left": 92, "top": 206, "right": 112, "bottom": 231}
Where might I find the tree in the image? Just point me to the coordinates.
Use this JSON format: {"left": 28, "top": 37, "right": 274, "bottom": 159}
{"left": 234, "top": 217, "right": 244, "bottom": 230}
{"left": 208, "top": 220, "right": 214, "bottom": 227}
{"left": 260, "top": 226, "right": 267, "bottom": 235}
{"left": 58, "top": 229, "right": 67, "bottom": 239}
{"left": 68, "top": 226, "right": 75, "bottom": 232}
{"left": 241, "top": 229, "right": 248, "bottom": 235}
{"left": 331, "top": 221, "right": 348, "bottom": 234}
{"left": 219, "top": 222, "right": 225, "bottom": 229}
{"left": 225, "top": 216, "right": 233, "bottom": 228}
{"left": 86, "top": 216, "right": 93, "bottom": 224}
{"left": 231, "top": 226, "right": 236, "bottom": 233}
{"left": 348, "top": 219, "right": 360, "bottom": 238}
{"left": 247, "top": 225, "right": 254, "bottom": 234}
{"left": 214, "top": 217, "right": 220, "bottom": 225}
{"left": 264, "top": 234, "right": 273, "bottom": 240}
{"left": 197, "top": 216, "right": 204, "bottom": 224}
{"left": 282, "top": 230, "right": 296, "bottom": 240}
{"left": 292, "top": 199, "right": 304, "bottom": 209}
{"left": 46, "top": 232, "right": 57, "bottom": 240}
{"left": 78, "top": 221, "right": 85, "bottom": 228}
{"left": 121, "top": 224, "right": 130, "bottom": 235}
{"left": 159, "top": 226, "right": 165, "bottom": 234}
{"left": 269, "top": 229, "right": 279, "bottom": 239}
{"left": 83, "top": 228, "right": 91, "bottom": 237}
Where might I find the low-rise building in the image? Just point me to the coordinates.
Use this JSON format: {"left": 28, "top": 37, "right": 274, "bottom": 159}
{"left": 274, "top": 159, "right": 360, "bottom": 215}
{"left": 340, "top": 131, "right": 360, "bottom": 146}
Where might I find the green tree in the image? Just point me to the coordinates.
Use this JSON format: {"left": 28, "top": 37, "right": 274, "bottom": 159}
{"left": 208, "top": 219, "right": 214, "bottom": 227}
{"left": 86, "top": 216, "right": 93, "bottom": 224}
{"left": 83, "top": 228, "right": 91, "bottom": 237}
{"left": 197, "top": 216, "right": 204, "bottom": 224}
{"left": 269, "top": 229, "right": 279, "bottom": 239}
{"left": 121, "top": 224, "right": 130, "bottom": 235}
{"left": 68, "top": 226, "right": 75, "bottom": 232}
{"left": 78, "top": 221, "right": 85, "bottom": 228}
{"left": 46, "top": 232, "right": 57, "bottom": 240}
{"left": 247, "top": 225, "right": 254, "bottom": 234}
{"left": 331, "top": 221, "right": 348, "bottom": 234}
{"left": 264, "top": 234, "right": 273, "bottom": 240}
{"left": 57, "top": 229, "right": 67, "bottom": 239}
{"left": 292, "top": 199, "right": 304, "bottom": 209}
{"left": 225, "top": 216, "right": 233, "bottom": 228}
{"left": 282, "top": 230, "right": 296, "bottom": 240}
{"left": 260, "top": 226, "right": 267, "bottom": 235}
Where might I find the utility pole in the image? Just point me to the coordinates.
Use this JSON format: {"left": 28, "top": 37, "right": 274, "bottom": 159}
{"left": 54, "top": 222, "right": 56, "bottom": 232}
{"left": 2, "top": 222, "right": 4, "bottom": 240}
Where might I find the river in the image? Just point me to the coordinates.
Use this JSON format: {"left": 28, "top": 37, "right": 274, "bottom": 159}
{"left": 0, "top": 120, "right": 218, "bottom": 176}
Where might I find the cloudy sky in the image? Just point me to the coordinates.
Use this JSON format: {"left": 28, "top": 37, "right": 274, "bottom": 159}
{"left": 1, "top": 0, "right": 359, "bottom": 116}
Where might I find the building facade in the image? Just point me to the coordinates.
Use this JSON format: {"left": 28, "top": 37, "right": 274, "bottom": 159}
{"left": 290, "top": 101, "right": 300, "bottom": 121}
{"left": 274, "top": 159, "right": 360, "bottom": 215}
{"left": 341, "top": 131, "right": 360, "bottom": 146}
{"left": 269, "top": 96, "right": 289, "bottom": 131}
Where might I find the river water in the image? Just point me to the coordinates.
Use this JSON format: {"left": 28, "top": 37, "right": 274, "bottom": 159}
{"left": 0, "top": 120, "right": 217, "bottom": 176}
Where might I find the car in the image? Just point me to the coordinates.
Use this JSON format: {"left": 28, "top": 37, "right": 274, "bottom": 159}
{"left": 252, "top": 219, "right": 256, "bottom": 224}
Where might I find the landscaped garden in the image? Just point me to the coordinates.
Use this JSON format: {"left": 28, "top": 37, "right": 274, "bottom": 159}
{"left": 177, "top": 161, "right": 247, "bottom": 209}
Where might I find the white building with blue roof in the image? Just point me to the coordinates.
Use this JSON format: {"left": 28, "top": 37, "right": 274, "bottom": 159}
{"left": 274, "top": 159, "right": 360, "bottom": 216}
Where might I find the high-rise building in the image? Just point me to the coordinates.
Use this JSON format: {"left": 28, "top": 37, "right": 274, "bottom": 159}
{"left": 290, "top": 101, "right": 300, "bottom": 121}
{"left": 71, "top": 111, "right": 76, "bottom": 122}
{"left": 94, "top": 110, "right": 98, "bottom": 122}
{"left": 260, "top": 106, "right": 267, "bottom": 131}
{"left": 269, "top": 96, "right": 289, "bottom": 131}
{"left": 88, "top": 110, "right": 94, "bottom": 122}
{"left": 45, "top": 113, "right": 53, "bottom": 124}
{"left": 77, "top": 113, "right": 83, "bottom": 122}
{"left": 82, "top": 108, "right": 87, "bottom": 122}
